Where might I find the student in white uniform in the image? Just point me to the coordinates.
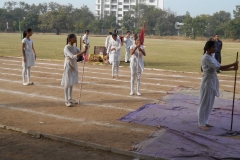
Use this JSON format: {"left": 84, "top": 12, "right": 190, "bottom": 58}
{"left": 124, "top": 31, "right": 132, "bottom": 63}
{"left": 21, "top": 28, "right": 36, "bottom": 86}
{"left": 129, "top": 37, "right": 146, "bottom": 96}
{"left": 107, "top": 33, "right": 122, "bottom": 79}
{"left": 61, "top": 34, "right": 87, "bottom": 107}
{"left": 105, "top": 32, "right": 112, "bottom": 50}
{"left": 82, "top": 30, "right": 90, "bottom": 62}
{"left": 198, "top": 40, "right": 238, "bottom": 130}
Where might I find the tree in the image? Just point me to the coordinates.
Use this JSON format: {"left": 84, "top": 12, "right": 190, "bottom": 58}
{"left": 233, "top": 5, "right": 240, "bottom": 18}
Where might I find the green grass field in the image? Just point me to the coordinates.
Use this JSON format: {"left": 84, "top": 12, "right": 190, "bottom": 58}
{"left": 0, "top": 33, "right": 239, "bottom": 75}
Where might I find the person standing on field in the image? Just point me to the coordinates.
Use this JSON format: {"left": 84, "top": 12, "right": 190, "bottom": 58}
{"left": 82, "top": 30, "right": 90, "bottom": 62}
{"left": 214, "top": 34, "right": 223, "bottom": 73}
{"left": 107, "top": 33, "right": 122, "bottom": 79}
{"left": 61, "top": 34, "right": 87, "bottom": 107}
{"left": 124, "top": 31, "right": 132, "bottom": 63}
{"left": 22, "top": 28, "right": 36, "bottom": 86}
{"left": 198, "top": 40, "right": 238, "bottom": 130}
{"left": 129, "top": 37, "right": 146, "bottom": 96}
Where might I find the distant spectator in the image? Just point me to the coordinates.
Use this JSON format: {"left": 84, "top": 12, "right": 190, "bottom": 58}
{"left": 214, "top": 34, "right": 223, "bottom": 73}
{"left": 105, "top": 32, "right": 112, "bottom": 50}
{"left": 124, "top": 31, "right": 131, "bottom": 63}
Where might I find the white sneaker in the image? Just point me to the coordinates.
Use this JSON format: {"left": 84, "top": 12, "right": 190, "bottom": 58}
{"left": 65, "top": 102, "right": 72, "bottom": 107}
{"left": 136, "top": 92, "right": 141, "bottom": 96}
{"left": 129, "top": 92, "right": 134, "bottom": 96}
{"left": 69, "top": 99, "right": 78, "bottom": 104}
{"left": 23, "top": 83, "right": 28, "bottom": 86}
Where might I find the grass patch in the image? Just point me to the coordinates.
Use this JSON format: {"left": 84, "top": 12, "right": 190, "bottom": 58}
{"left": 0, "top": 33, "right": 239, "bottom": 76}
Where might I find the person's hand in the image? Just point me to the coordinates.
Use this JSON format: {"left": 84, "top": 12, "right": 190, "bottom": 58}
{"left": 234, "top": 61, "right": 239, "bottom": 70}
{"left": 136, "top": 44, "right": 141, "bottom": 49}
{"left": 111, "top": 48, "right": 116, "bottom": 51}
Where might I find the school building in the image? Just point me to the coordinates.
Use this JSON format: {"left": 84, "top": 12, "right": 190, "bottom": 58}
{"left": 95, "top": 0, "right": 164, "bottom": 24}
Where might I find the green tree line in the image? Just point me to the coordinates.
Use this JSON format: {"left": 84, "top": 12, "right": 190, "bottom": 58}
{"left": 0, "top": 1, "right": 240, "bottom": 39}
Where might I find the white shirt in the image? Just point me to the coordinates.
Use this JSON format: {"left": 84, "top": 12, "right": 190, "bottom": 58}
{"left": 82, "top": 34, "right": 89, "bottom": 46}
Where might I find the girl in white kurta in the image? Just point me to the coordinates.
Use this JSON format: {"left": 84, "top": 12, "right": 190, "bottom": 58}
{"left": 129, "top": 37, "right": 146, "bottom": 96}
{"left": 22, "top": 28, "right": 36, "bottom": 86}
{"left": 198, "top": 40, "right": 238, "bottom": 130}
{"left": 61, "top": 34, "right": 86, "bottom": 107}
{"left": 82, "top": 30, "right": 90, "bottom": 62}
{"left": 107, "top": 33, "right": 122, "bottom": 78}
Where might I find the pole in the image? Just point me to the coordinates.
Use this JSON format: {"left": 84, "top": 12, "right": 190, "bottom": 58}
{"left": 19, "top": 20, "right": 22, "bottom": 40}
{"left": 230, "top": 52, "right": 238, "bottom": 131}
{"left": 78, "top": 57, "right": 85, "bottom": 105}
{"left": 80, "top": 36, "right": 82, "bottom": 50}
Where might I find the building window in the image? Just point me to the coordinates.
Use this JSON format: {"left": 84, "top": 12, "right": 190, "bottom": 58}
{"left": 118, "top": 8, "right": 122, "bottom": 11}
{"left": 130, "top": 0, "right": 135, "bottom": 2}
{"left": 97, "top": 11, "right": 100, "bottom": 15}
{"left": 149, "top": 0, "right": 155, "bottom": 2}
{"left": 123, "top": 5, "right": 129, "bottom": 10}
{"left": 104, "top": 5, "right": 110, "bottom": 8}
{"left": 139, "top": 0, "right": 146, "bottom": 3}
{"left": 104, "top": 11, "right": 110, "bottom": 15}
{"left": 105, "top": 0, "right": 110, "bottom": 2}
{"left": 111, "top": 5, "right": 117, "bottom": 9}
{"left": 111, "top": 0, "right": 117, "bottom": 3}
{"left": 97, "top": 5, "right": 100, "bottom": 9}
{"left": 98, "top": 0, "right": 100, "bottom": 3}
{"left": 118, "top": 14, "right": 122, "bottom": 17}
{"left": 124, "top": 0, "right": 130, "bottom": 3}
{"left": 111, "top": 11, "right": 116, "bottom": 15}
{"left": 118, "top": 2, "right": 122, "bottom": 5}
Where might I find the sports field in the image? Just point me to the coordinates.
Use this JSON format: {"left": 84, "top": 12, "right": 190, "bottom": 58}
{"left": 0, "top": 33, "right": 240, "bottom": 159}
{"left": 0, "top": 33, "right": 239, "bottom": 74}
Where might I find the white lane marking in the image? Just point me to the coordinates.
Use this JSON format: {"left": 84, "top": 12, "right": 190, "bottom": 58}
{"left": 0, "top": 72, "right": 167, "bottom": 94}
{"left": 0, "top": 104, "right": 143, "bottom": 132}
{"left": 1, "top": 58, "right": 236, "bottom": 84}
{"left": 1, "top": 67, "right": 176, "bottom": 88}
{"left": 0, "top": 73, "right": 159, "bottom": 102}
{"left": 0, "top": 58, "right": 202, "bottom": 79}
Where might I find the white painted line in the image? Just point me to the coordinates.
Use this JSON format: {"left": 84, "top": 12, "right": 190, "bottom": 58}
{"left": 0, "top": 104, "right": 143, "bottom": 132}
{"left": 0, "top": 87, "right": 134, "bottom": 112}
{"left": 0, "top": 72, "right": 166, "bottom": 94}
{"left": 1, "top": 58, "right": 236, "bottom": 84}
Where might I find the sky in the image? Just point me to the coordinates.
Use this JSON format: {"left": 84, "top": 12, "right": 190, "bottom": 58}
{"left": 1, "top": 0, "right": 239, "bottom": 17}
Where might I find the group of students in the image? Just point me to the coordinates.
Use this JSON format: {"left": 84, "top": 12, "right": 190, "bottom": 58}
{"left": 104, "top": 30, "right": 146, "bottom": 95}
{"left": 21, "top": 28, "right": 239, "bottom": 131}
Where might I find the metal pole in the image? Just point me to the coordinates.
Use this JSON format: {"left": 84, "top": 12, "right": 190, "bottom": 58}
{"left": 230, "top": 52, "right": 238, "bottom": 131}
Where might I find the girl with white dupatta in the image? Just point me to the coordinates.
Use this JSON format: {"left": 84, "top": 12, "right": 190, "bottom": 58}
{"left": 198, "top": 40, "right": 238, "bottom": 130}
{"left": 129, "top": 37, "right": 146, "bottom": 96}
{"left": 107, "top": 33, "right": 122, "bottom": 79}
{"left": 61, "top": 34, "right": 86, "bottom": 107}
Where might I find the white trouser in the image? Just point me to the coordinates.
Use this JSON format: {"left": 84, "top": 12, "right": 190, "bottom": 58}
{"left": 22, "top": 66, "right": 31, "bottom": 83}
{"left": 64, "top": 85, "right": 73, "bottom": 102}
{"left": 197, "top": 87, "right": 215, "bottom": 126}
{"left": 112, "top": 61, "right": 120, "bottom": 77}
{"left": 130, "top": 59, "right": 141, "bottom": 93}
{"left": 125, "top": 47, "right": 130, "bottom": 62}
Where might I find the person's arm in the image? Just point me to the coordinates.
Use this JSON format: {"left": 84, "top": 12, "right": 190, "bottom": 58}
{"left": 220, "top": 61, "right": 238, "bottom": 71}
{"left": 32, "top": 42, "right": 36, "bottom": 60}
{"left": 139, "top": 48, "right": 146, "bottom": 56}
{"left": 64, "top": 46, "right": 86, "bottom": 59}
{"left": 130, "top": 44, "right": 140, "bottom": 55}
{"left": 22, "top": 41, "right": 26, "bottom": 62}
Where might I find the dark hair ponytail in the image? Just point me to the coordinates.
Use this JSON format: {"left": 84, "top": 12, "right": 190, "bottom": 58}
{"left": 23, "top": 31, "right": 27, "bottom": 39}
{"left": 66, "top": 34, "right": 76, "bottom": 44}
{"left": 23, "top": 28, "right": 32, "bottom": 39}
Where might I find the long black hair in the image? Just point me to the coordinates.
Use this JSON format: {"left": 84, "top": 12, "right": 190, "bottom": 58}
{"left": 205, "top": 40, "right": 215, "bottom": 50}
{"left": 23, "top": 28, "right": 32, "bottom": 39}
{"left": 66, "top": 34, "right": 76, "bottom": 44}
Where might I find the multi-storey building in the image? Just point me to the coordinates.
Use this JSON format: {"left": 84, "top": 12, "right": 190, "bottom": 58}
{"left": 95, "top": 0, "right": 164, "bottom": 24}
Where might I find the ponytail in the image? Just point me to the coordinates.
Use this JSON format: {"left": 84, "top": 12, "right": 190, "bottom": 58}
{"left": 23, "top": 31, "right": 27, "bottom": 39}
{"left": 66, "top": 34, "right": 76, "bottom": 45}
{"left": 23, "top": 28, "right": 32, "bottom": 39}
